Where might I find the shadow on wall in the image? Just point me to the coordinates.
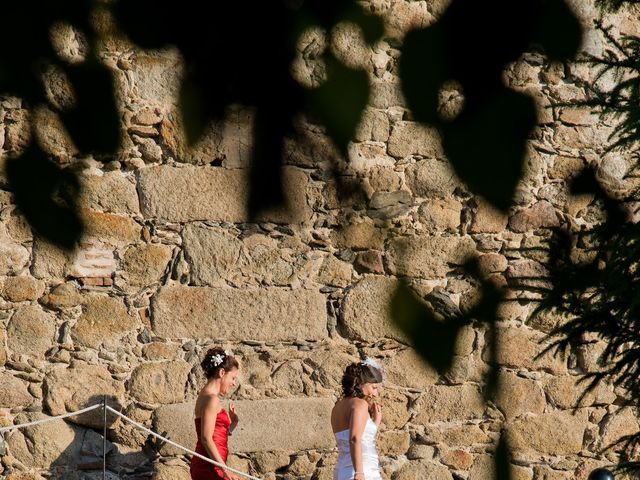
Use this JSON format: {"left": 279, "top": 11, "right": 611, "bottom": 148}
{"left": 535, "top": 168, "right": 640, "bottom": 475}
{"left": 2, "top": 395, "right": 162, "bottom": 479}
{"left": 1, "top": 0, "right": 583, "bottom": 250}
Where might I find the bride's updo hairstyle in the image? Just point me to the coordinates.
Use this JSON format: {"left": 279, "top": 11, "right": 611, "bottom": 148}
{"left": 341, "top": 359, "right": 383, "bottom": 398}
{"left": 201, "top": 347, "right": 239, "bottom": 379}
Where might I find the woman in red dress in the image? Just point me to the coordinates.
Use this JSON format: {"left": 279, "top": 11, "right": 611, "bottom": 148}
{"left": 191, "top": 347, "right": 241, "bottom": 480}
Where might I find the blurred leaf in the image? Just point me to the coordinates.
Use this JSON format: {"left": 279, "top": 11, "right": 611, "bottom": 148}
{"left": 0, "top": 19, "right": 51, "bottom": 102}
{"left": 115, "top": 0, "right": 378, "bottom": 220}
{"left": 569, "top": 168, "right": 628, "bottom": 227}
{"left": 179, "top": 77, "right": 209, "bottom": 146}
{"left": 0, "top": 1, "right": 95, "bottom": 102}
{"left": 61, "top": 54, "right": 120, "bottom": 155}
{"left": 114, "top": 0, "right": 175, "bottom": 49}
{"left": 6, "top": 144, "right": 82, "bottom": 250}
{"left": 247, "top": 107, "right": 286, "bottom": 220}
{"left": 390, "top": 280, "right": 462, "bottom": 373}
{"left": 399, "top": 0, "right": 581, "bottom": 214}
{"left": 442, "top": 88, "right": 536, "bottom": 211}
{"left": 308, "top": 54, "right": 370, "bottom": 155}
{"left": 0, "top": 5, "right": 59, "bottom": 101}
{"left": 297, "top": 1, "right": 384, "bottom": 45}
{"left": 463, "top": 258, "right": 504, "bottom": 399}
{"left": 440, "top": 0, "right": 537, "bottom": 84}
{"left": 341, "top": 3, "right": 385, "bottom": 45}
{"left": 534, "top": 0, "right": 583, "bottom": 60}
{"left": 495, "top": 432, "right": 513, "bottom": 480}
{"left": 399, "top": 26, "right": 448, "bottom": 125}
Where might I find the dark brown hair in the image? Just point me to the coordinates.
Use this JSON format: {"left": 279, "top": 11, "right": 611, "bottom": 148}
{"left": 201, "top": 347, "right": 239, "bottom": 379}
{"left": 341, "top": 362, "right": 383, "bottom": 398}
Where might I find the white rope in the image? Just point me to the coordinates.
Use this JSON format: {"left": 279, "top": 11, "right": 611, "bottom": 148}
{"left": 0, "top": 402, "right": 264, "bottom": 480}
{"left": 0, "top": 404, "right": 103, "bottom": 433}
{"left": 105, "top": 406, "right": 263, "bottom": 480}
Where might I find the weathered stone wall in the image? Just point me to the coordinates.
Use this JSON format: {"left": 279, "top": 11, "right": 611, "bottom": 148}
{"left": 1, "top": 1, "right": 640, "bottom": 479}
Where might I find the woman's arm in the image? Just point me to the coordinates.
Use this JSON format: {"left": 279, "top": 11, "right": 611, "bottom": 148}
{"left": 370, "top": 402, "right": 382, "bottom": 427}
{"left": 348, "top": 400, "right": 368, "bottom": 480}
{"left": 200, "top": 396, "right": 234, "bottom": 479}
{"left": 229, "top": 402, "right": 238, "bottom": 433}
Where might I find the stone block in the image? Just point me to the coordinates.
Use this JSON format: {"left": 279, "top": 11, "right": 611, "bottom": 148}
{"left": 405, "top": 158, "right": 461, "bottom": 199}
{"left": 388, "top": 122, "right": 443, "bottom": 158}
{"left": 341, "top": 276, "right": 405, "bottom": 343}
{"left": 121, "top": 243, "right": 172, "bottom": 287}
{"left": 487, "top": 325, "right": 567, "bottom": 374}
{"left": 79, "top": 172, "right": 140, "bottom": 215}
{"left": 507, "top": 409, "right": 588, "bottom": 455}
{"left": 386, "top": 235, "right": 476, "bottom": 279}
{"left": 128, "top": 360, "right": 190, "bottom": 404}
{"left": 7, "top": 305, "right": 56, "bottom": 358}
{"left": 138, "top": 166, "right": 311, "bottom": 224}
{"left": 414, "top": 385, "right": 485, "bottom": 424}
{"left": 6, "top": 412, "right": 83, "bottom": 469}
{"left": 392, "top": 460, "right": 453, "bottom": 480}
{"left": 0, "top": 372, "right": 32, "bottom": 408}
{"left": 1, "top": 276, "right": 45, "bottom": 302}
{"left": 151, "top": 285, "right": 327, "bottom": 341}
{"left": 71, "top": 295, "right": 140, "bottom": 349}
{"left": 44, "top": 363, "right": 125, "bottom": 428}
{"left": 496, "top": 370, "right": 546, "bottom": 418}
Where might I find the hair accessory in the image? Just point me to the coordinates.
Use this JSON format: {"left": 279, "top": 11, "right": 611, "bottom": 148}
{"left": 361, "top": 357, "right": 381, "bottom": 370}
{"left": 361, "top": 357, "right": 384, "bottom": 382}
{"left": 210, "top": 352, "right": 225, "bottom": 367}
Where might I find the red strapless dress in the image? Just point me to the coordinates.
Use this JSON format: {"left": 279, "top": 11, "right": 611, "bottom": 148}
{"left": 190, "top": 409, "right": 231, "bottom": 480}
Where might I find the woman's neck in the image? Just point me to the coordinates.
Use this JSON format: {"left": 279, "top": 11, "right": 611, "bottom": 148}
{"left": 204, "top": 377, "right": 223, "bottom": 396}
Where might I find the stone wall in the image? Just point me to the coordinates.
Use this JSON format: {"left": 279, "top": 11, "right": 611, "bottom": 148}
{"left": 1, "top": 1, "right": 640, "bottom": 480}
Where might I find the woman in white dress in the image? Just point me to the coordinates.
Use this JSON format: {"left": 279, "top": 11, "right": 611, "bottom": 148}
{"left": 331, "top": 359, "right": 383, "bottom": 480}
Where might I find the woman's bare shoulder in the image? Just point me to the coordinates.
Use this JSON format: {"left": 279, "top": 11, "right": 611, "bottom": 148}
{"left": 196, "top": 391, "right": 221, "bottom": 415}
{"left": 348, "top": 397, "right": 369, "bottom": 411}
{"left": 201, "top": 391, "right": 221, "bottom": 406}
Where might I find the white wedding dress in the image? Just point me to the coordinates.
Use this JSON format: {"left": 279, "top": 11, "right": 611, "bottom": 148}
{"left": 334, "top": 418, "right": 381, "bottom": 480}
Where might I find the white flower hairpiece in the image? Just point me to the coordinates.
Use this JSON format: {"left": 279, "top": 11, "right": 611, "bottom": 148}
{"left": 361, "top": 357, "right": 381, "bottom": 370}
{"left": 360, "top": 357, "right": 383, "bottom": 375}
{"left": 210, "top": 353, "right": 225, "bottom": 367}
{"left": 360, "top": 357, "right": 384, "bottom": 384}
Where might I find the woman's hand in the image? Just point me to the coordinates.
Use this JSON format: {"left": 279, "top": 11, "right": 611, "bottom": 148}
{"left": 229, "top": 402, "right": 239, "bottom": 427}
{"left": 370, "top": 402, "right": 382, "bottom": 426}
{"left": 353, "top": 472, "right": 365, "bottom": 480}
{"left": 223, "top": 470, "right": 241, "bottom": 480}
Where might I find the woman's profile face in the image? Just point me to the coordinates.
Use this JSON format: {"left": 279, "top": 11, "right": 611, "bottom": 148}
{"left": 219, "top": 367, "right": 239, "bottom": 394}
{"left": 361, "top": 382, "right": 380, "bottom": 398}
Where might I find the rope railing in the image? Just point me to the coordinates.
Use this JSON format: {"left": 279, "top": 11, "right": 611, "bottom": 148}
{"left": 105, "top": 405, "right": 262, "bottom": 480}
{"left": 0, "top": 404, "right": 103, "bottom": 433}
{"left": 0, "top": 400, "right": 263, "bottom": 480}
